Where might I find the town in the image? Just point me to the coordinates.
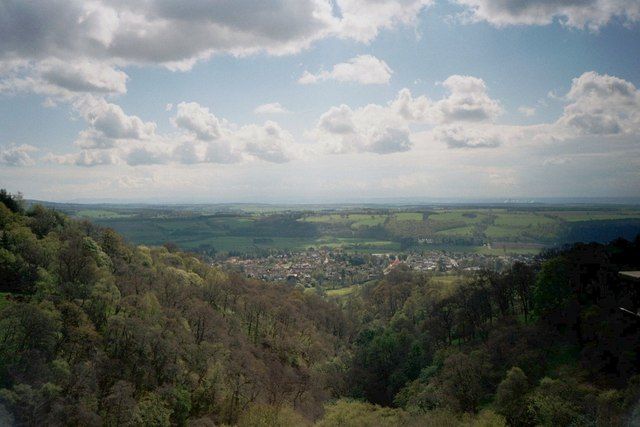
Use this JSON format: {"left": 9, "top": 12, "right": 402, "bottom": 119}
{"left": 213, "top": 248, "right": 536, "bottom": 288}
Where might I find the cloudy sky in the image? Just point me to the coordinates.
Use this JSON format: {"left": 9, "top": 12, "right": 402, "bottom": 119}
{"left": 1, "top": 0, "right": 639, "bottom": 202}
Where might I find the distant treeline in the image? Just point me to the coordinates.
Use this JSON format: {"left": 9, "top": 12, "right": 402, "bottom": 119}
{"left": 559, "top": 219, "right": 640, "bottom": 245}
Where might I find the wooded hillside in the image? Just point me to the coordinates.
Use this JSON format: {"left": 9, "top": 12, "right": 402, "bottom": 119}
{"left": 2, "top": 190, "right": 640, "bottom": 426}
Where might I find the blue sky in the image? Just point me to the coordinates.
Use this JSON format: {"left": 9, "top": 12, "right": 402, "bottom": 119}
{"left": 0, "top": 0, "right": 639, "bottom": 202}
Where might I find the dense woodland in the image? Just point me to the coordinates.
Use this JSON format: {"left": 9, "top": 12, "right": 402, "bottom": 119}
{"left": 1, "top": 189, "right": 640, "bottom": 426}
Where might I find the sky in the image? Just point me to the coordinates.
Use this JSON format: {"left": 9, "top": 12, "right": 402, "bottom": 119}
{"left": 0, "top": 0, "right": 639, "bottom": 203}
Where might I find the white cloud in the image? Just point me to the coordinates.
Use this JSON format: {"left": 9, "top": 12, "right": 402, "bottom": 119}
{"left": 312, "top": 102, "right": 411, "bottom": 154}
{"left": 390, "top": 88, "right": 433, "bottom": 121}
{"left": 46, "top": 149, "right": 119, "bottom": 167}
{"left": 0, "top": 0, "right": 431, "bottom": 100}
{"left": 254, "top": 102, "right": 290, "bottom": 115}
{"left": 435, "top": 75, "right": 503, "bottom": 122}
{"left": 0, "top": 59, "right": 128, "bottom": 100}
{"left": 204, "top": 141, "right": 243, "bottom": 164}
{"left": 368, "top": 128, "right": 412, "bottom": 154}
{"left": 389, "top": 76, "right": 503, "bottom": 124}
{"left": 311, "top": 74, "right": 504, "bottom": 153}
{"left": 427, "top": 72, "right": 640, "bottom": 149}
{"left": 335, "top": 0, "right": 434, "bottom": 42}
{"left": 72, "top": 97, "right": 157, "bottom": 149}
{"left": 172, "top": 102, "right": 222, "bottom": 141}
{"left": 299, "top": 55, "right": 393, "bottom": 85}
{"left": 239, "top": 121, "right": 296, "bottom": 163}
{"left": 171, "top": 101, "right": 295, "bottom": 163}
{"left": 433, "top": 125, "right": 504, "bottom": 148}
{"left": 126, "top": 147, "right": 170, "bottom": 166}
{"left": 31, "top": 69, "right": 640, "bottom": 200}
{"left": 49, "top": 100, "right": 298, "bottom": 167}
{"left": 556, "top": 71, "right": 640, "bottom": 136}
{"left": 455, "top": 0, "right": 640, "bottom": 30}
{"left": 425, "top": 72, "right": 640, "bottom": 149}
{"left": 37, "top": 59, "right": 127, "bottom": 95}
{"left": 318, "top": 105, "right": 357, "bottom": 134}
{"left": 0, "top": 144, "right": 38, "bottom": 166}
{"left": 0, "top": 1, "right": 330, "bottom": 66}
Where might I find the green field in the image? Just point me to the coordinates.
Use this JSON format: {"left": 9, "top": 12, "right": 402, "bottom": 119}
{"left": 435, "top": 225, "right": 476, "bottom": 237}
{"left": 94, "top": 212, "right": 401, "bottom": 253}
{"left": 493, "top": 212, "right": 556, "bottom": 228}
{"left": 301, "top": 213, "right": 387, "bottom": 228}
{"left": 485, "top": 224, "right": 522, "bottom": 239}
{"left": 427, "top": 210, "right": 492, "bottom": 224}
{"left": 58, "top": 203, "right": 640, "bottom": 256}
{"left": 394, "top": 212, "right": 424, "bottom": 221}
{"left": 77, "top": 209, "right": 133, "bottom": 219}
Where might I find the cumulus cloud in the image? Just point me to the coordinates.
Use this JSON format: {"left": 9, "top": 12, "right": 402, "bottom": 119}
{"left": 171, "top": 102, "right": 296, "bottom": 163}
{"left": 428, "top": 72, "right": 640, "bottom": 148}
{"left": 38, "top": 71, "right": 640, "bottom": 169}
{"left": 0, "top": 60, "right": 128, "bottom": 100}
{"left": 0, "top": 1, "right": 328, "bottom": 66}
{"left": 171, "top": 139, "right": 241, "bottom": 165}
{"left": 37, "top": 60, "right": 127, "bottom": 95}
{"left": 239, "top": 121, "right": 296, "bottom": 163}
{"left": 390, "top": 88, "right": 432, "bottom": 121}
{"left": 72, "top": 97, "right": 157, "bottom": 149}
{"left": 298, "top": 55, "right": 393, "bottom": 85}
{"left": 0, "top": 0, "right": 431, "bottom": 100}
{"left": 336, "top": 0, "right": 434, "bottom": 41}
{"left": 435, "top": 75, "right": 503, "bottom": 122}
{"left": 310, "top": 71, "right": 640, "bottom": 156}
{"left": 455, "top": 0, "right": 640, "bottom": 30}
{"left": 318, "top": 105, "right": 358, "bottom": 134}
{"left": 49, "top": 100, "right": 297, "bottom": 167}
{"left": 433, "top": 125, "right": 503, "bottom": 148}
{"left": 389, "top": 76, "right": 503, "bottom": 123}
{"left": 556, "top": 71, "right": 640, "bottom": 136}
{"left": 254, "top": 102, "right": 290, "bottom": 115}
{"left": 311, "top": 74, "right": 504, "bottom": 153}
{"left": 368, "top": 128, "right": 412, "bottom": 153}
{"left": 312, "top": 103, "right": 410, "bottom": 154}
{"left": 0, "top": 144, "right": 38, "bottom": 166}
{"left": 172, "top": 102, "right": 222, "bottom": 141}
{"left": 46, "top": 149, "right": 119, "bottom": 167}
{"left": 126, "top": 147, "right": 170, "bottom": 166}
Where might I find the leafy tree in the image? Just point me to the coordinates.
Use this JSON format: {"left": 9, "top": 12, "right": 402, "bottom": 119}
{"left": 436, "top": 351, "right": 490, "bottom": 413}
{"left": 237, "top": 403, "right": 310, "bottom": 427}
{"left": 0, "top": 302, "right": 61, "bottom": 384}
{"left": 0, "top": 189, "right": 23, "bottom": 214}
{"left": 528, "top": 377, "right": 594, "bottom": 426}
{"left": 27, "top": 204, "right": 65, "bottom": 238}
{"left": 134, "top": 392, "right": 171, "bottom": 427}
{"left": 316, "top": 399, "right": 410, "bottom": 427}
{"left": 494, "top": 367, "right": 532, "bottom": 426}
{"left": 533, "top": 257, "right": 572, "bottom": 318}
